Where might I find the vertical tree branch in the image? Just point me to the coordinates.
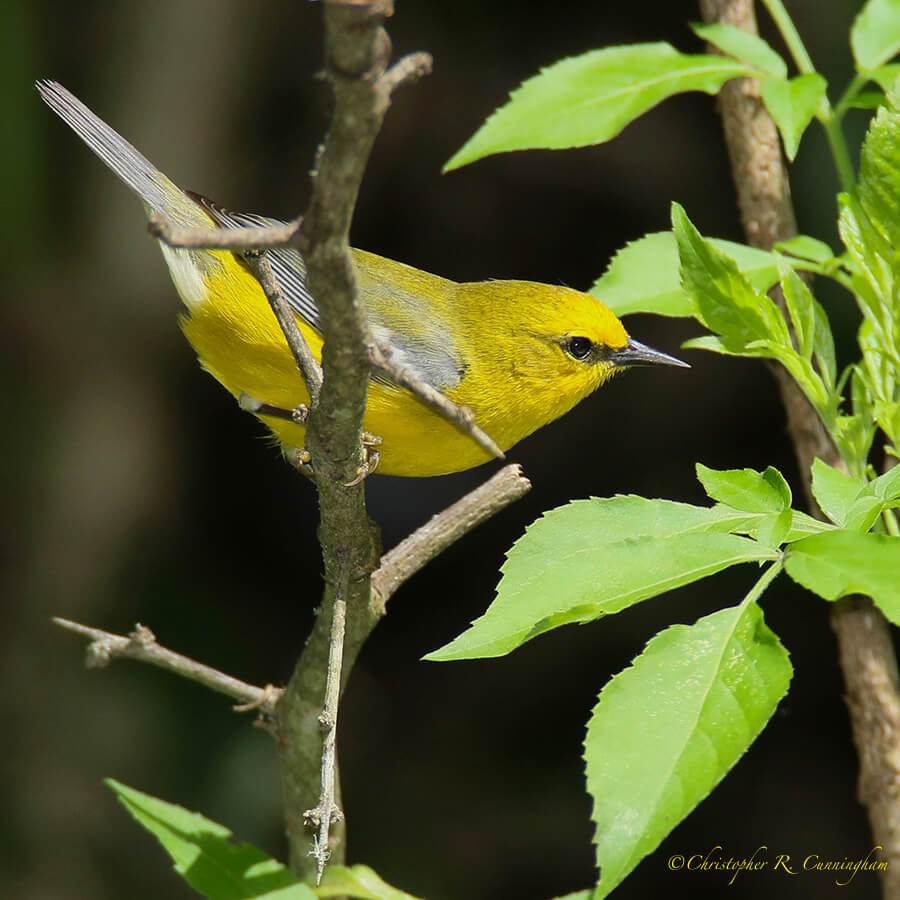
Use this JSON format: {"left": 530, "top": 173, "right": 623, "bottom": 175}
{"left": 699, "top": 1, "right": 900, "bottom": 891}
{"left": 273, "top": 0, "right": 434, "bottom": 880}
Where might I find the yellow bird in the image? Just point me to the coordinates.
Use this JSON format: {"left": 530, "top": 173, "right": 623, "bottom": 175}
{"left": 37, "top": 80, "right": 687, "bottom": 477}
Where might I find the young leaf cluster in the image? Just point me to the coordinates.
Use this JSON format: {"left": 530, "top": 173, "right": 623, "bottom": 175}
{"left": 594, "top": 86, "right": 900, "bottom": 480}
{"left": 428, "top": 460, "right": 900, "bottom": 896}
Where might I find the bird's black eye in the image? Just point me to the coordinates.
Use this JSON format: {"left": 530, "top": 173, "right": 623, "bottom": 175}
{"left": 566, "top": 336, "right": 593, "bottom": 360}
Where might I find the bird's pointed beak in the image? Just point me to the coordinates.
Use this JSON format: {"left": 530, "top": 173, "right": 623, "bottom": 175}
{"left": 611, "top": 338, "right": 690, "bottom": 369}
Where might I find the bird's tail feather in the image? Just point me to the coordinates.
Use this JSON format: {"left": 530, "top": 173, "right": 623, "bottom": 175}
{"left": 36, "top": 80, "right": 206, "bottom": 226}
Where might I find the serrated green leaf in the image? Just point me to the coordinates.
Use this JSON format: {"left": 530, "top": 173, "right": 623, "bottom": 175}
{"left": 858, "top": 82, "right": 900, "bottom": 252}
{"left": 775, "top": 235, "right": 836, "bottom": 264}
{"left": 317, "top": 866, "right": 422, "bottom": 900}
{"left": 760, "top": 73, "right": 827, "bottom": 160}
{"left": 425, "top": 497, "right": 776, "bottom": 661}
{"left": 838, "top": 194, "right": 893, "bottom": 308}
{"left": 672, "top": 203, "right": 789, "bottom": 349}
{"left": 585, "top": 596, "right": 791, "bottom": 898}
{"left": 443, "top": 44, "right": 756, "bottom": 171}
{"left": 105, "top": 780, "right": 316, "bottom": 900}
{"left": 852, "top": 0, "right": 900, "bottom": 70}
{"left": 591, "top": 232, "right": 780, "bottom": 318}
{"left": 810, "top": 458, "right": 867, "bottom": 525}
{"left": 696, "top": 463, "right": 790, "bottom": 513}
{"left": 785, "top": 531, "right": 900, "bottom": 622}
{"left": 834, "top": 414, "right": 878, "bottom": 470}
{"left": 690, "top": 22, "right": 787, "bottom": 77}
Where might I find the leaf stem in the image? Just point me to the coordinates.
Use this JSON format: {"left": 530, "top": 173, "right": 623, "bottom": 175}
{"left": 758, "top": 0, "right": 814, "bottom": 74}
{"left": 740, "top": 558, "right": 784, "bottom": 611}
{"left": 834, "top": 71, "right": 870, "bottom": 120}
{"left": 759, "top": 0, "right": 856, "bottom": 194}
{"left": 822, "top": 118, "right": 857, "bottom": 196}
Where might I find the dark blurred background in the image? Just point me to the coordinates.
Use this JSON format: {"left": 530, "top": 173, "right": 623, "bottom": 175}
{"left": 2, "top": 1, "right": 886, "bottom": 898}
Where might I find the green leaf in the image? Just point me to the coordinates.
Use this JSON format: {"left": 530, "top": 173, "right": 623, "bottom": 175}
{"left": 756, "top": 506, "right": 793, "bottom": 549}
{"left": 425, "top": 497, "right": 776, "bottom": 661}
{"left": 775, "top": 235, "right": 836, "bottom": 265}
{"left": 847, "top": 90, "right": 891, "bottom": 110}
{"left": 875, "top": 401, "right": 900, "bottom": 444}
{"left": 783, "top": 509, "right": 836, "bottom": 540}
{"left": 846, "top": 495, "right": 887, "bottom": 532}
{"left": 809, "top": 456, "right": 884, "bottom": 532}
{"left": 785, "top": 531, "right": 900, "bottom": 622}
{"left": 838, "top": 194, "right": 892, "bottom": 306}
{"left": 673, "top": 203, "right": 789, "bottom": 349}
{"left": 874, "top": 463, "right": 900, "bottom": 499}
{"left": 443, "top": 44, "right": 756, "bottom": 171}
{"left": 852, "top": 0, "right": 900, "bottom": 70}
{"left": 706, "top": 504, "right": 833, "bottom": 544}
{"left": 760, "top": 74, "right": 827, "bottom": 160}
{"left": 105, "top": 780, "right": 316, "bottom": 900}
{"left": 696, "top": 463, "right": 791, "bottom": 513}
{"left": 858, "top": 80, "right": 900, "bottom": 251}
{"left": 833, "top": 413, "right": 878, "bottom": 471}
{"left": 591, "top": 232, "right": 781, "bottom": 318}
{"left": 869, "top": 63, "right": 900, "bottom": 90}
{"left": 317, "top": 866, "right": 422, "bottom": 900}
{"left": 585, "top": 596, "right": 791, "bottom": 898}
{"left": 690, "top": 22, "right": 787, "bottom": 77}
{"left": 780, "top": 267, "right": 814, "bottom": 358}
{"left": 811, "top": 292, "right": 838, "bottom": 389}
{"left": 810, "top": 458, "right": 868, "bottom": 525}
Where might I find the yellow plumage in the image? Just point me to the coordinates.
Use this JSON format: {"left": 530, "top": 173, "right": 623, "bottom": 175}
{"left": 37, "top": 80, "right": 686, "bottom": 477}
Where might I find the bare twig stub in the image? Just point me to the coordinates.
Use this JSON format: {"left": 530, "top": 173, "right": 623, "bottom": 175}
{"left": 699, "top": 0, "right": 900, "bottom": 888}
{"left": 52, "top": 618, "right": 281, "bottom": 719}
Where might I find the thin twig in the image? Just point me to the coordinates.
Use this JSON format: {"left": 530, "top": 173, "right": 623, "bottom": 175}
{"left": 303, "top": 568, "right": 348, "bottom": 883}
{"left": 371, "top": 464, "right": 532, "bottom": 608}
{"left": 148, "top": 214, "right": 307, "bottom": 252}
{"left": 247, "top": 252, "right": 324, "bottom": 406}
{"left": 368, "top": 341, "right": 504, "bottom": 460}
{"left": 700, "top": 0, "right": 900, "bottom": 888}
{"left": 52, "top": 618, "right": 281, "bottom": 717}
